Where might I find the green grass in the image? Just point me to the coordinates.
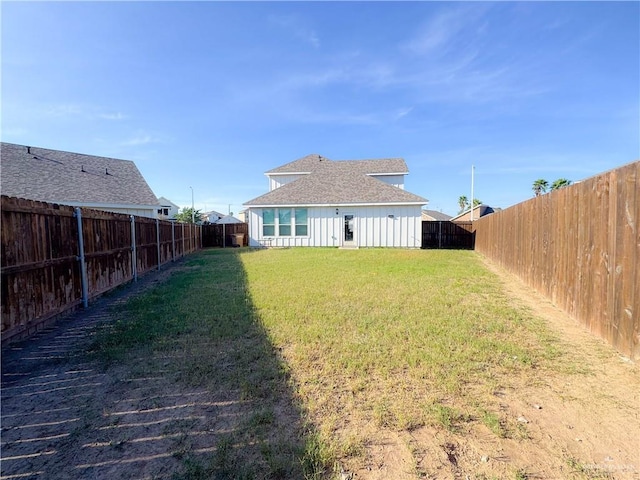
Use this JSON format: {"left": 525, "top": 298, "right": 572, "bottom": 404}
{"left": 89, "top": 247, "right": 567, "bottom": 478}
{"left": 242, "top": 249, "right": 563, "bottom": 437}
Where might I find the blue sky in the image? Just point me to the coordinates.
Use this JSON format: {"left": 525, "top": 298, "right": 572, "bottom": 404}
{"left": 2, "top": 1, "right": 638, "bottom": 216}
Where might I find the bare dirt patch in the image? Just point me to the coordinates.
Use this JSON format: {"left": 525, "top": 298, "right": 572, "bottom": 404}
{"left": 342, "top": 256, "right": 639, "bottom": 480}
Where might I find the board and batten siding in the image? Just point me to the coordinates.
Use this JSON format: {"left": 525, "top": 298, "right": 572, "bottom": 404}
{"left": 368, "top": 174, "right": 405, "bottom": 189}
{"left": 268, "top": 175, "right": 305, "bottom": 191}
{"left": 247, "top": 205, "right": 422, "bottom": 248}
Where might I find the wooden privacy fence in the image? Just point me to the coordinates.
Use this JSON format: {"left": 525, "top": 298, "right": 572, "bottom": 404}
{"left": 474, "top": 161, "right": 639, "bottom": 360}
{"left": 1, "top": 196, "right": 202, "bottom": 344}
{"left": 422, "top": 221, "right": 474, "bottom": 249}
{"left": 202, "top": 222, "right": 248, "bottom": 248}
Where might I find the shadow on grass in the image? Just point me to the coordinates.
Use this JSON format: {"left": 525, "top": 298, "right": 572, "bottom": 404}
{"left": 0, "top": 248, "right": 329, "bottom": 480}
{"left": 90, "top": 248, "right": 329, "bottom": 479}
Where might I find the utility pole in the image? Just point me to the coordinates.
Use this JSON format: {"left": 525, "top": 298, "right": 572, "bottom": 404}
{"left": 470, "top": 165, "right": 475, "bottom": 222}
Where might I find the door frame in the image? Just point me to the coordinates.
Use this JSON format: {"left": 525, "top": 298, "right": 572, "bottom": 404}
{"left": 342, "top": 213, "right": 356, "bottom": 246}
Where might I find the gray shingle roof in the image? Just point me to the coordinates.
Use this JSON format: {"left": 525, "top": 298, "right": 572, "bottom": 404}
{"left": 422, "top": 210, "right": 452, "bottom": 221}
{"left": 1, "top": 142, "right": 159, "bottom": 206}
{"left": 266, "top": 154, "right": 409, "bottom": 175}
{"left": 245, "top": 155, "right": 427, "bottom": 206}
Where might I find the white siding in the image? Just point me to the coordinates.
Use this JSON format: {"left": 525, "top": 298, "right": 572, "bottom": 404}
{"left": 368, "top": 174, "right": 405, "bottom": 189}
{"left": 247, "top": 205, "right": 422, "bottom": 248}
{"left": 268, "top": 174, "right": 306, "bottom": 191}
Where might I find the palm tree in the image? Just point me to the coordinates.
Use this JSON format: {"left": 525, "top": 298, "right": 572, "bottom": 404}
{"left": 532, "top": 179, "right": 549, "bottom": 197}
{"left": 458, "top": 195, "right": 468, "bottom": 214}
{"left": 551, "top": 178, "right": 572, "bottom": 190}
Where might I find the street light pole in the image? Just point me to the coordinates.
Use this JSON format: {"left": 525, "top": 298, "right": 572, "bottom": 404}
{"left": 470, "top": 165, "right": 475, "bottom": 222}
{"left": 190, "top": 186, "right": 194, "bottom": 223}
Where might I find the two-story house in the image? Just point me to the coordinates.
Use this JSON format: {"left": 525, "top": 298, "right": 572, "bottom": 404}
{"left": 243, "top": 154, "right": 427, "bottom": 248}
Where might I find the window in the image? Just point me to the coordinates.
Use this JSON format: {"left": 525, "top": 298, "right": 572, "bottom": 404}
{"left": 278, "top": 209, "right": 291, "bottom": 236}
{"left": 262, "top": 208, "right": 308, "bottom": 237}
{"left": 295, "top": 208, "right": 308, "bottom": 236}
{"left": 263, "top": 209, "right": 275, "bottom": 236}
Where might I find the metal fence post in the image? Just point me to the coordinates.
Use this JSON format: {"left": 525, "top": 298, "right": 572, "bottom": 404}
{"left": 171, "top": 221, "right": 175, "bottom": 261}
{"left": 156, "top": 218, "right": 161, "bottom": 270}
{"left": 130, "top": 215, "right": 137, "bottom": 282}
{"left": 75, "top": 208, "right": 89, "bottom": 308}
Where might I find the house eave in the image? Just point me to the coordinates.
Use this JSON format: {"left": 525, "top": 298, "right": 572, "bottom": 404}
{"left": 366, "top": 172, "right": 408, "bottom": 176}
{"left": 48, "top": 200, "right": 159, "bottom": 210}
{"left": 265, "top": 171, "right": 312, "bottom": 176}
{"left": 244, "top": 201, "right": 427, "bottom": 208}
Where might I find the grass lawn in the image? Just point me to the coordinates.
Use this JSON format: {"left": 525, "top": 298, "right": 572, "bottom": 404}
{"left": 91, "top": 247, "right": 565, "bottom": 479}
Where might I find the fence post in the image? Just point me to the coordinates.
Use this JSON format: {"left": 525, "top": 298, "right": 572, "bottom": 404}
{"left": 74, "top": 208, "right": 89, "bottom": 308}
{"left": 156, "top": 218, "right": 161, "bottom": 270}
{"left": 130, "top": 215, "right": 137, "bottom": 282}
{"left": 171, "top": 221, "right": 175, "bottom": 261}
{"left": 438, "top": 221, "right": 442, "bottom": 249}
{"left": 182, "top": 223, "right": 185, "bottom": 257}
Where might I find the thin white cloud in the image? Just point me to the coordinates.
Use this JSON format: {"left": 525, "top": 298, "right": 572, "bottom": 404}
{"left": 402, "top": 5, "right": 489, "bottom": 57}
{"left": 45, "top": 104, "right": 84, "bottom": 117}
{"left": 268, "top": 14, "right": 320, "bottom": 48}
{"left": 394, "top": 107, "right": 414, "bottom": 121}
{"left": 121, "top": 133, "right": 161, "bottom": 146}
{"left": 98, "top": 112, "right": 127, "bottom": 121}
{"left": 1, "top": 127, "right": 28, "bottom": 138}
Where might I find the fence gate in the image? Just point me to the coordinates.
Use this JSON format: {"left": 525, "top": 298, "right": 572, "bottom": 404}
{"left": 421, "top": 221, "right": 475, "bottom": 249}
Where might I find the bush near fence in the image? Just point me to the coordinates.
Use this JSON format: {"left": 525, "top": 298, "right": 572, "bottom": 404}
{"left": 474, "top": 161, "right": 639, "bottom": 361}
{"left": 1, "top": 196, "right": 202, "bottom": 344}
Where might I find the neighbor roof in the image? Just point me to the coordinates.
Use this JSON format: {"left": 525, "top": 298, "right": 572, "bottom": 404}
{"left": 245, "top": 155, "right": 426, "bottom": 206}
{"left": 1, "top": 142, "right": 159, "bottom": 207}
{"left": 422, "top": 209, "right": 452, "bottom": 221}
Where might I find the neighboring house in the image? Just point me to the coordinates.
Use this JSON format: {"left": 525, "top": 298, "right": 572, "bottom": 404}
{"left": 451, "top": 204, "right": 496, "bottom": 222}
{"left": 1, "top": 142, "right": 160, "bottom": 218}
{"left": 422, "top": 209, "right": 453, "bottom": 221}
{"left": 202, "top": 210, "right": 225, "bottom": 223}
{"left": 243, "top": 154, "right": 428, "bottom": 248}
{"left": 237, "top": 209, "right": 248, "bottom": 223}
{"left": 157, "top": 196, "right": 180, "bottom": 219}
{"left": 215, "top": 215, "right": 244, "bottom": 224}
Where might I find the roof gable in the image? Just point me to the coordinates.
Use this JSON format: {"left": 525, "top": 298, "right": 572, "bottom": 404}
{"left": 1, "top": 142, "right": 159, "bottom": 206}
{"left": 245, "top": 162, "right": 426, "bottom": 206}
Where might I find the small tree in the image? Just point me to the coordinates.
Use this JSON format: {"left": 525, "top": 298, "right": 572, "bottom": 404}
{"left": 175, "top": 207, "right": 201, "bottom": 224}
{"left": 532, "top": 179, "right": 549, "bottom": 197}
{"left": 458, "top": 196, "right": 482, "bottom": 214}
{"left": 551, "top": 178, "right": 572, "bottom": 190}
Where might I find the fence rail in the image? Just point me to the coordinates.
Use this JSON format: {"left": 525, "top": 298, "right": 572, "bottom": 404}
{"left": 1, "top": 196, "right": 202, "bottom": 344}
{"left": 474, "top": 161, "right": 639, "bottom": 361}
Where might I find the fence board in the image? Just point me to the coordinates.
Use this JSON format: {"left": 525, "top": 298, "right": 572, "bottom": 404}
{"left": 202, "top": 223, "right": 248, "bottom": 248}
{"left": 1, "top": 196, "right": 202, "bottom": 344}
{"left": 474, "top": 161, "right": 639, "bottom": 360}
{"left": 421, "top": 221, "right": 474, "bottom": 249}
